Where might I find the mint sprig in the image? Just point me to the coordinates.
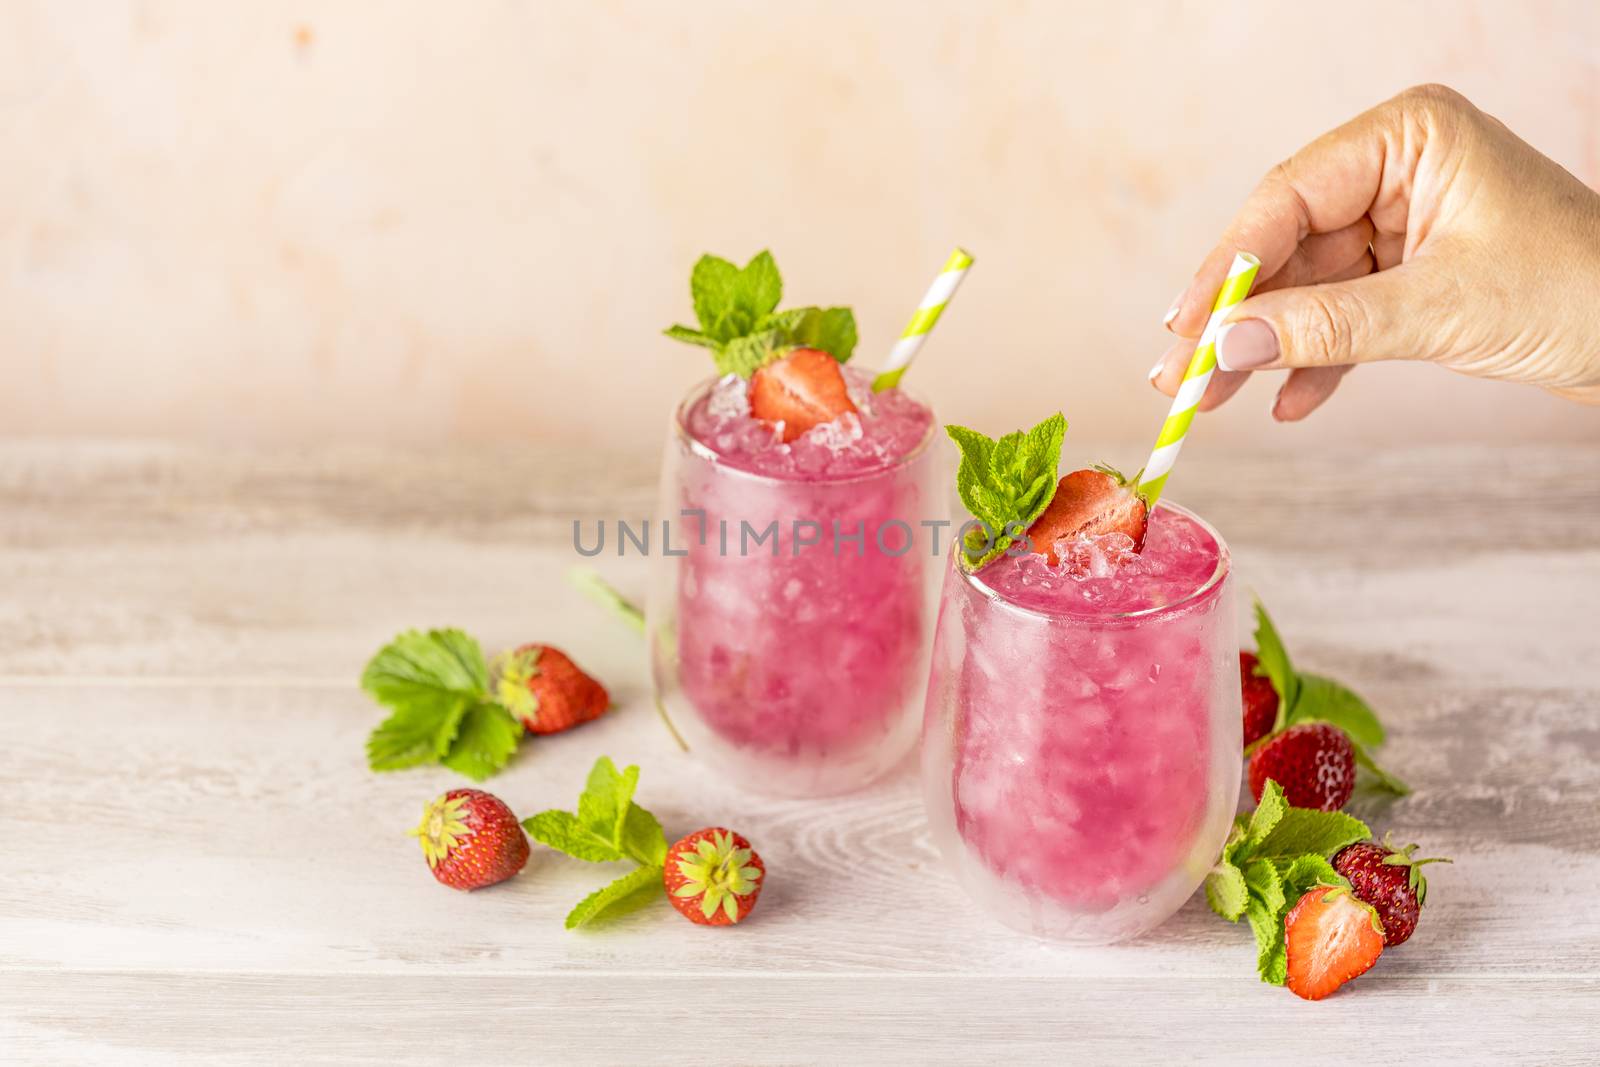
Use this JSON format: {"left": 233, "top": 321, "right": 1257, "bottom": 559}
{"left": 361, "top": 628, "right": 525, "bottom": 782}
{"left": 522, "top": 756, "right": 671, "bottom": 929}
{"left": 1207, "top": 780, "right": 1370, "bottom": 984}
{"left": 944, "top": 413, "right": 1066, "bottom": 570}
{"left": 664, "top": 250, "right": 857, "bottom": 376}
{"left": 1251, "top": 599, "right": 1407, "bottom": 795}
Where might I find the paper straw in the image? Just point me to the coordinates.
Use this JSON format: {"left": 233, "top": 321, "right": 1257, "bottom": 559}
{"left": 872, "top": 247, "right": 974, "bottom": 392}
{"left": 1138, "top": 252, "right": 1261, "bottom": 505}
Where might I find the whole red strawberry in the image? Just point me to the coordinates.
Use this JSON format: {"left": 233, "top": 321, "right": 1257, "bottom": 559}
{"left": 493, "top": 644, "right": 609, "bottom": 735}
{"left": 749, "top": 347, "right": 858, "bottom": 442}
{"left": 1025, "top": 466, "right": 1149, "bottom": 561}
{"left": 1240, "top": 651, "right": 1279, "bottom": 747}
{"left": 1249, "top": 722, "right": 1355, "bottom": 811}
{"left": 1284, "top": 884, "right": 1385, "bottom": 1000}
{"left": 1332, "top": 835, "right": 1451, "bottom": 946}
{"left": 409, "top": 788, "right": 529, "bottom": 891}
{"left": 663, "top": 828, "right": 765, "bottom": 926}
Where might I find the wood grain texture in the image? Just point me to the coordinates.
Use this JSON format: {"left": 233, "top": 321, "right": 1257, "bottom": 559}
{"left": 2, "top": 442, "right": 1599, "bottom": 1064}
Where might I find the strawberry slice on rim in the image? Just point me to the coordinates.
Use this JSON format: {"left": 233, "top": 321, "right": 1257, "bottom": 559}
{"left": 1025, "top": 466, "right": 1150, "bottom": 562}
{"left": 748, "top": 347, "right": 858, "bottom": 443}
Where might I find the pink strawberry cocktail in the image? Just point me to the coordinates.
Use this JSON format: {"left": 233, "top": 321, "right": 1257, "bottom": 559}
{"left": 920, "top": 504, "right": 1241, "bottom": 941}
{"left": 649, "top": 368, "right": 944, "bottom": 796}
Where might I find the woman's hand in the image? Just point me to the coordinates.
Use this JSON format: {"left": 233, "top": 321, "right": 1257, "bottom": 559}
{"left": 1151, "top": 84, "right": 1600, "bottom": 419}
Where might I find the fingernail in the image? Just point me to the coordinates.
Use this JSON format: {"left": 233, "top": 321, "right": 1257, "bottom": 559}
{"left": 1215, "top": 319, "right": 1279, "bottom": 371}
{"left": 1162, "top": 294, "right": 1182, "bottom": 328}
{"left": 1147, "top": 358, "right": 1166, "bottom": 382}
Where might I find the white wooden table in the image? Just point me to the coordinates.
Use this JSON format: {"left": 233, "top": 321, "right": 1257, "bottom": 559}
{"left": 3, "top": 442, "right": 1598, "bottom": 1065}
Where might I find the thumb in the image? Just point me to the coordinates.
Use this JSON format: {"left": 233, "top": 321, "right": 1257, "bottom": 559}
{"left": 1215, "top": 263, "right": 1451, "bottom": 372}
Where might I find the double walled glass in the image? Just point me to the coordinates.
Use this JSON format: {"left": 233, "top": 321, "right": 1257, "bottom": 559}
{"left": 648, "top": 378, "right": 946, "bottom": 797}
{"left": 920, "top": 503, "right": 1241, "bottom": 942}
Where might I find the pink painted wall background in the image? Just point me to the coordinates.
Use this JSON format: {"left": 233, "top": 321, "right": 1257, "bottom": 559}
{"left": 2, "top": 1, "right": 1596, "bottom": 456}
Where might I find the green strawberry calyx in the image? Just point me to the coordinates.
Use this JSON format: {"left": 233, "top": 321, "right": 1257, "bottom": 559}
{"left": 1377, "top": 833, "right": 1453, "bottom": 906}
{"left": 671, "top": 831, "right": 764, "bottom": 923}
{"left": 409, "top": 794, "right": 472, "bottom": 869}
{"left": 491, "top": 646, "right": 543, "bottom": 726}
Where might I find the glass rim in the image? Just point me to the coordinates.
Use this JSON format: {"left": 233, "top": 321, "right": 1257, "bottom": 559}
{"left": 671, "top": 371, "right": 939, "bottom": 488}
{"left": 955, "top": 500, "right": 1231, "bottom": 622}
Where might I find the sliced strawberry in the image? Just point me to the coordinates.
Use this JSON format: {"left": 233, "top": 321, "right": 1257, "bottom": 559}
{"left": 1284, "top": 885, "right": 1385, "bottom": 1000}
{"left": 1240, "top": 651, "right": 1280, "bottom": 747}
{"left": 1025, "top": 467, "right": 1149, "bottom": 562}
{"left": 748, "top": 347, "right": 858, "bottom": 443}
{"left": 1249, "top": 722, "right": 1355, "bottom": 811}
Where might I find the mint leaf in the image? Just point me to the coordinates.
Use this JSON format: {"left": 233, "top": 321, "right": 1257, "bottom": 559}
{"left": 944, "top": 413, "right": 1066, "bottom": 570}
{"left": 715, "top": 329, "right": 787, "bottom": 378}
{"left": 1254, "top": 805, "right": 1369, "bottom": 859}
{"left": 361, "top": 628, "right": 490, "bottom": 720}
{"left": 1217, "top": 780, "right": 1367, "bottom": 987}
{"left": 790, "top": 306, "right": 858, "bottom": 363}
{"left": 689, "top": 251, "right": 781, "bottom": 345}
{"left": 1246, "top": 894, "right": 1289, "bottom": 985}
{"left": 1279, "top": 853, "right": 1343, "bottom": 899}
{"left": 1251, "top": 601, "right": 1299, "bottom": 729}
{"left": 1243, "top": 778, "right": 1290, "bottom": 846}
{"left": 367, "top": 699, "right": 469, "bottom": 771}
{"left": 1244, "top": 858, "right": 1286, "bottom": 918}
{"left": 620, "top": 802, "right": 669, "bottom": 867}
{"left": 663, "top": 324, "right": 718, "bottom": 350}
{"left": 522, "top": 810, "right": 624, "bottom": 863}
{"left": 439, "top": 702, "right": 523, "bottom": 781}
{"left": 565, "top": 864, "right": 664, "bottom": 930}
{"left": 577, "top": 757, "right": 640, "bottom": 849}
{"left": 1291, "top": 672, "right": 1385, "bottom": 747}
{"left": 738, "top": 250, "right": 782, "bottom": 321}
{"left": 1353, "top": 741, "right": 1411, "bottom": 795}
{"left": 1205, "top": 860, "right": 1249, "bottom": 921}
{"left": 690, "top": 254, "right": 745, "bottom": 342}
{"left": 528, "top": 756, "right": 674, "bottom": 928}
{"left": 670, "top": 250, "right": 860, "bottom": 378}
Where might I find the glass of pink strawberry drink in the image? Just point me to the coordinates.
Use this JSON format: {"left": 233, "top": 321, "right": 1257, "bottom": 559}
{"left": 649, "top": 251, "right": 946, "bottom": 797}
{"left": 921, "top": 413, "right": 1242, "bottom": 942}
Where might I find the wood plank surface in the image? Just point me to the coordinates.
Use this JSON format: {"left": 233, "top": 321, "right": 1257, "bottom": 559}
{"left": 2, "top": 442, "right": 1598, "bottom": 1064}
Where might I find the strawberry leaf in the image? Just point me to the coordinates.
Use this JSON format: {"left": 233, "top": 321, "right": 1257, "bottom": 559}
{"left": 1353, "top": 741, "right": 1411, "bottom": 795}
{"left": 366, "top": 698, "right": 470, "bottom": 771}
{"left": 1290, "top": 673, "right": 1385, "bottom": 748}
{"left": 564, "top": 864, "right": 665, "bottom": 930}
{"left": 360, "top": 628, "right": 522, "bottom": 779}
{"left": 439, "top": 702, "right": 523, "bottom": 782}
{"left": 1251, "top": 601, "right": 1299, "bottom": 729}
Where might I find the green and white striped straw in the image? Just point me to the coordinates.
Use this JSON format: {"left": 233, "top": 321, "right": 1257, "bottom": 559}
{"left": 872, "top": 247, "right": 974, "bottom": 392}
{"left": 1139, "top": 252, "right": 1261, "bottom": 505}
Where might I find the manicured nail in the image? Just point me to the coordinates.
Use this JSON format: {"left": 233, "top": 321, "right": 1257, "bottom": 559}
{"left": 1215, "top": 319, "right": 1279, "bottom": 371}
{"left": 1147, "top": 358, "right": 1166, "bottom": 382}
{"left": 1162, "top": 295, "right": 1183, "bottom": 328}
